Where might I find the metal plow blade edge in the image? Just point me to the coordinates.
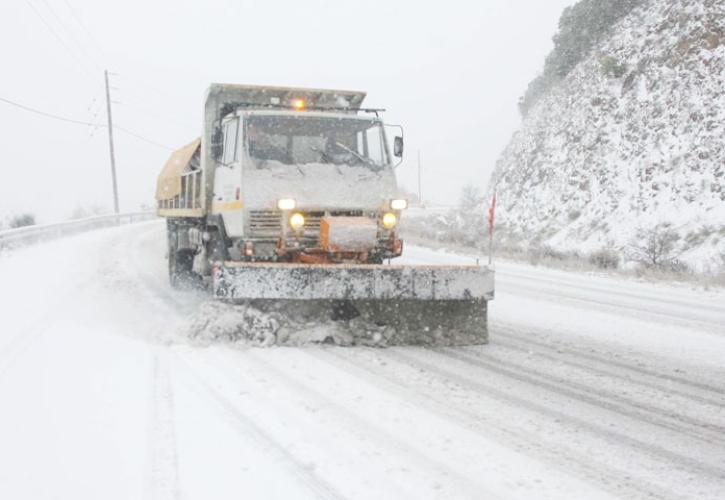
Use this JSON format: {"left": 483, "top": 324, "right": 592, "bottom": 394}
{"left": 213, "top": 263, "right": 494, "bottom": 346}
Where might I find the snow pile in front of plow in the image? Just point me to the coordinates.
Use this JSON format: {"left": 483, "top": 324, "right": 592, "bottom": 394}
{"left": 183, "top": 300, "right": 483, "bottom": 347}
{"left": 185, "top": 302, "right": 386, "bottom": 347}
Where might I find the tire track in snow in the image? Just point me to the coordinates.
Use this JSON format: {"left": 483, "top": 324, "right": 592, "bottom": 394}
{"left": 438, "top": 347, "right": 725, "bottom": 445}
{"left": 118, "top": 223, "right": 197, "bottom": 321}
{"left": 496, "top": 268, "right": 725, "bottom": 320}
{"left": 173, "top": 354, "right": 347, "bottom": 500}
{"left": 488, "top": 335, "right": 725, "bottom": 408}
{"left": 231, "top": 349, "right": 501, "bottom": 500}
{"left": 497, "top": 278, "right": 723, "bottom": 333}
{"left": 499, "top": 329, "right": 725, "bottom": 398}
{"left": 123, "top": 228, "right": 346, "bottom": 499}
{"left": 111, "top": 225, "right": 185, "bottom": 500}
{"left": 385, "top": 348, "right": 725, "bottom": 481}
{"left": 147, "top": 352, "right": 182, "bottom": 500}
{"left": 307, "top": 347, "right": 685, "bottom": 500}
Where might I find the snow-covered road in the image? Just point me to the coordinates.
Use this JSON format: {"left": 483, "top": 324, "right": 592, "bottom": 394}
{"left": 1, "top": 221, "right": 723, "bottom": 500}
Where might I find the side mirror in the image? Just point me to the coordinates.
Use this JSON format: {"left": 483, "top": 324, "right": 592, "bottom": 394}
{"left": 393, "top": 136, "right": 404, "bottom": 158}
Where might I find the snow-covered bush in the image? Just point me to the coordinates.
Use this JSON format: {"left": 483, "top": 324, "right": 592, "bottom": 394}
{"left": 9, "top": 213, "right": 35, "bottom": 229}
{"left": 627, "top": 224, "right": 682, "bottom": 270}
{"left": 599, "top": 55, "right": 628, "bottom": 78}
{"left": 528, "top": 244, "right": 571, "bottom": 266}
{"left": 588, "top": 248, "right": 620, "bottom": 269}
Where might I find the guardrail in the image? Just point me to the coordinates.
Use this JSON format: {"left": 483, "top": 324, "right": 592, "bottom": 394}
{"left": 0, "top": 212, "right": 158, "bottom": 250}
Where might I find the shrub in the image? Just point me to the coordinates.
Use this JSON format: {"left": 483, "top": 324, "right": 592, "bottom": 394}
{"left": 588, "top": 248, "right": 620, "bottom": 269}
{"left": 529, "top": 244, "right": 568, "bottom": 265}
{"left": 600, "top": 55, "right": 628, "bottom": 78}
{"left": 9, "top": 213, "right": 36, "bottom": 229}
{"left": 666, "top": 260, "right": 692, "bottom": 274}
{"left": 568, "top": 209, "right": 582, "bottom": 221}
{"left": 627, "top": 224, "right": 682, "bottom": 269}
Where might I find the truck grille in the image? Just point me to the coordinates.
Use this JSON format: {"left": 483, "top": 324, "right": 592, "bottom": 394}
{"left": 248, "top": 210, "right": 281, "bottom": 237}
{"left": 247, "top": 209, "right": 366, "bottom": 242}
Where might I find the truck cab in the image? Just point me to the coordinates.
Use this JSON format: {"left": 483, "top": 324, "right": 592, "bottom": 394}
{"left": 210, "top": 97, "right": 406, "bottom": 265}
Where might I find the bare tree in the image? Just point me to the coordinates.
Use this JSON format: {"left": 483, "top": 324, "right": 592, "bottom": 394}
{"left": 627, "top": 224, "right": 681, "bottom": 269}
{"left": 459, "top": 184, "right": 485, "bottom": 211}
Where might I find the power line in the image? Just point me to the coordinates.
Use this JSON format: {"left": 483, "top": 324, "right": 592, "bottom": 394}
{"left": 116, "top": 93, "right": 192, "bottom": 124}
{"left": 0, "top": 95, "right": 97, "bottom": 126}
{"left": 23, "top": 0, "right": 94, "bottom": 77}
{"left": 0, "top": 95, "right": 173, "bottom": 150}
{"left": 115, "top": 125, "right": 174, "bottom": 150}
{"left": 116, "top": 73, "right": 170, "bottom": 98}
{"left": 62, "top": 0, "right": 106, "bottom": 59}
{"left": 38, "top": 0, "right": 102, "bottom": 70}
{"left": 113, "top": 75, "right": 194, "bottom": 121}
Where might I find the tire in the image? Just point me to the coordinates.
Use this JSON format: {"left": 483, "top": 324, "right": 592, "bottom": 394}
{"left": 169, "top": 248, "right": 197, "bottom": 289}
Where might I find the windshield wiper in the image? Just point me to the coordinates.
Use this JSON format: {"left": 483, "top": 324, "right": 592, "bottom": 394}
{"left": 309, "top": 146, "right": 343, "bottom": 174}
{"left": 333, "top": 141, "right": 378, "bottom": 169}
{"left": 309, "top": 145, "right": 333, "bottom": 163}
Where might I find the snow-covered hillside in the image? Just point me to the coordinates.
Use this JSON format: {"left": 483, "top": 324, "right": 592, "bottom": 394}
{"left": 490, "top": 0, "right": 725, "bottom": 271}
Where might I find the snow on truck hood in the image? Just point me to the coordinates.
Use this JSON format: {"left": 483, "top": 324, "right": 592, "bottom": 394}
{"left": 243, "top": 160, "right": 398, "bottom": 210}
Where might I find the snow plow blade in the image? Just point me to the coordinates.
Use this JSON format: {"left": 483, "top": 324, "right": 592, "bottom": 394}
{"left": 213, "top": 263, "right": 494, "bottom": 346}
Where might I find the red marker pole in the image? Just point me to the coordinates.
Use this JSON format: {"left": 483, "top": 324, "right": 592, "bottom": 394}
{"left": 488, "top": 193, "right": 496, "bottom": 266}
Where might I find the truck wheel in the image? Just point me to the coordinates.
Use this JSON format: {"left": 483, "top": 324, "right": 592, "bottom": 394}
{"left": 368, "top": 255, "right": 384, "bottom": 265}
{"left": 169, "top": 249, "right": 196, "bottom": 289}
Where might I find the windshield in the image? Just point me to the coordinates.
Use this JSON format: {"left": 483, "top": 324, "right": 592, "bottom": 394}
{"left": 245, "top": 115, "right": 389, "bottom": 170}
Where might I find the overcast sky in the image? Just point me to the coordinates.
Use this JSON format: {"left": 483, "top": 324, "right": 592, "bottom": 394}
{"left": 0, "top": 0, "right": 574, "bottom": 222}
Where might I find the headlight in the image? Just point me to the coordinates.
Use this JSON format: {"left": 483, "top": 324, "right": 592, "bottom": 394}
{"left": 382, "top": 212, "right": 397, "bottom": 229}
{"left": 289, "top": 213, "right": 305, "bottom": 230}
{"left": 277, "top": 198, "right": 296, "bottom": 210}
{"left": 390, "top": 199, "right": 408, "bottom": 210}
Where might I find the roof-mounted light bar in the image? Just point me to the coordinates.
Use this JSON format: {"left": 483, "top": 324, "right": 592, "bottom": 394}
{"left": 231, "top": 101, "right": 386, "bottom": 115}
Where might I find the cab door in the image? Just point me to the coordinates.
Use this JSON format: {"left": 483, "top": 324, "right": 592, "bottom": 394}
{"left": 212, "top": 117, "right": 244, "bottom": 237}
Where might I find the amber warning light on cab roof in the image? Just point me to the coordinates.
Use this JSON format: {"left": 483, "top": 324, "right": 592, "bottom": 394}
{"left": 291, "top": 98, "right": 306, "bottom": 110}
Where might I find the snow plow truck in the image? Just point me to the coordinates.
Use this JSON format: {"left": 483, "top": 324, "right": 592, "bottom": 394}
{"left": 155, "top": 84, "right": 494, "bottom": 344}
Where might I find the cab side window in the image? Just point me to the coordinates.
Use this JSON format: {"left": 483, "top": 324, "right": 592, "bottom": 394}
{"left": 222, "top": 119, "right": 239, "bottom": 165}
{"left": 365, "top": 126, "right": 385, "bottom": 166}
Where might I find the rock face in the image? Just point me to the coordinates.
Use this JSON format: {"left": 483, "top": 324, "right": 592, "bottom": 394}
{"left": 491, "top": 0, "right": 725, "bottom": 271}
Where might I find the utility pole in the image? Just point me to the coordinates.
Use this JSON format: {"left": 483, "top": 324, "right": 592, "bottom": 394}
{"left": 104, "top": 69, "right": 119, "bottom": 214}
{"left": 417, "top": 149, "right": 422, "bottom": 206}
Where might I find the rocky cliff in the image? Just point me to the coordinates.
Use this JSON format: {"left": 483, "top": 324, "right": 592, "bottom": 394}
{"left": 491, "top": 0, "right": 725, "bottom": 271}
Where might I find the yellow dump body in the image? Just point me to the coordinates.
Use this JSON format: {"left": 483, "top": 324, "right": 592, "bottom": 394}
{"left": 156, "top": 138, "right": 204, "bottom": 218}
